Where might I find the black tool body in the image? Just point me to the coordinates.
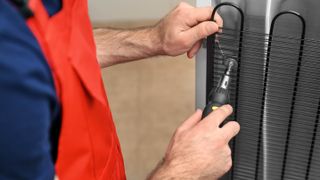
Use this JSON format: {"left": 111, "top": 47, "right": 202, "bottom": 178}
{"left": 202, "top": 87, "right": 230, "bottom": 119}
{"left": 202, "top": 58, "right": 237, "bottom": 119}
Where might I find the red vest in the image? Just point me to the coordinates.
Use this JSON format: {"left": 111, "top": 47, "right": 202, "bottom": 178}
{"left": 26, "top": 0, "right": 126, "bottom": 179}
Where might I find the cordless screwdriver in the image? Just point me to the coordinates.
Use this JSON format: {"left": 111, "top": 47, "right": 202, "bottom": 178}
{"left": 202, "top": 41, "right": 238, "bottom": 119}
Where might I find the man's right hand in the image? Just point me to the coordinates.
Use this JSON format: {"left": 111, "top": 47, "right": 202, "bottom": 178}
{"left": 149, "top": 105, "right": 240, "bottom": 180}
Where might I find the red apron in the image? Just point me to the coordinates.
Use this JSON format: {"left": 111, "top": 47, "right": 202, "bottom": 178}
{"left": 26, "top": 0, "right": 126, "bottom": 179}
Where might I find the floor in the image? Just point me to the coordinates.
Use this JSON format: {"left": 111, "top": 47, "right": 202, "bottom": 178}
{"left": 101, "top": 55, "right": 195, "bottom": 179}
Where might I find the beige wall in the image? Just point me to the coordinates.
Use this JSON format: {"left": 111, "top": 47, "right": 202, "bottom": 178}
{"left": 101, "top": 57, "right": 195, "bottom": 179}
{"left": 88, "top": 0, "right": 194, "bottom": 24}
{"left": 89, "top": 1, "right": 196, "bottom": 179}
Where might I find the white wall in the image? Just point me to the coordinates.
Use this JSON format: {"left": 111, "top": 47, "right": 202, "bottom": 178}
{"left": 88, "top": 0, "right": 195, "bottom": 24}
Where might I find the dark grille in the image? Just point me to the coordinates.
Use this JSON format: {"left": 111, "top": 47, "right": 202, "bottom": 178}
{"left": 206, "top": 3, "right": 320, "bottom": 180}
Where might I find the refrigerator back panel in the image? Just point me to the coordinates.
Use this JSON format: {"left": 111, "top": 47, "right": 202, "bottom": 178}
{"left": 195, "top": 0, "right": 320, "bottom": 179}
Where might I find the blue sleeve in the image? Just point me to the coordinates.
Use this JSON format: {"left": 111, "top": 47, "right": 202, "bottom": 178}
{"left": 0, "top": 1, "right": 59, "bottom": 179}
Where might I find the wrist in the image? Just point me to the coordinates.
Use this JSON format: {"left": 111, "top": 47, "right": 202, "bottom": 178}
{"left": 148, "top": 159, "right": 175, "bottom": 180}
{"left": 148, "top": 24, "right": 165, "bottom": 56}
{"left": 149, "top": 157, "right": 196, "bottom": 180}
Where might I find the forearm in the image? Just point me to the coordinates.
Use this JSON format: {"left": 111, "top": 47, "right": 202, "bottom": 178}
{"left": 148, "top": 164, "right": 174, "bottom": 180}
{"left": 94, "top": 1, "right": 222, "bottom": 69}
{"left": 147, "top": 160, "right": 179, "bottom": 180}
{"left": 94, "top": 3, "right": 223, "bottom": 68}
{"left": 94, "top": 26, "right": 163, "bottom": 68}
{"left": 147, "top": 159, "right": 203, "bottom": 180}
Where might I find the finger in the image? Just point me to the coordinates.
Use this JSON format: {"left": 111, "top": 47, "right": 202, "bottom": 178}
{"left": 178, "top": 109, "right": 203, "bottom": 132}
{"left": 190, "top": 6, "right": 214, "bottom": 24}
{"left": 187, "top": 40, "right": 202, "bottom": 58}
{"left": 225, "top": 157, "right": 233, "bottom": 173}
{"left": 213, "top": 13, "right": 223, "bottom": 28}
{"left": 177, "top": 2, "right": 193, "bottom": 9}
{"left": 224, "top": 145, "right": 232, "bottom": 158}
{"left": 201, "top": 105, "right": 233, "bottom": 128}
{"left": 190, "top": 7, "right": 223, "bottom": 28}
{"left": 221, "top": 121, "right": 240, "bottom": 142}
{"left": 183, "top": 21, "right": 219, "bottom": 46}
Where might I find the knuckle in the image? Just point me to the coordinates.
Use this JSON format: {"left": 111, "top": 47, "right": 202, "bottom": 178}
{"left": 225, "top": 158, "right": 232, "bottom": 172}
{"left": 178, "top": 2, "right": 185, "bottom": 7}
{"left": 178, "top": 2, "right": 189, "bottom": 8}
{"left": 176, "top": 2, "right": 192, "bottom": 17}
{"left": 225, "top": 146, "right": 232, "bottom": 157}
{"left": 175, "top": 126, "right": 185, "bottom": 135}
{"left": 177, "top": 2, "right": 186, "bottom": 11}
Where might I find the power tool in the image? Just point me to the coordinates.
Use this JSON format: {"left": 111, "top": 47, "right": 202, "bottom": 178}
{"left": 202, "top": 41, "right": 238, "bottom": 119}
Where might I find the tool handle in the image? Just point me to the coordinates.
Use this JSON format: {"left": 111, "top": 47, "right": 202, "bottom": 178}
{"left": 202, "top": 101, "right": 223, "bottom": 119}
{"left": 201, "top": 88, "right": 230, "bottom": 119}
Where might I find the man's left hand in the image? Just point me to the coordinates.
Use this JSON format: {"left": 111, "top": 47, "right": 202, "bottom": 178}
{"left": 155, "top": 2, "right": 223, "bottom": 58}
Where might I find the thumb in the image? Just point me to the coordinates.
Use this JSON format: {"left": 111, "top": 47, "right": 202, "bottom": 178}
{"left": 183, "top": 21, "right": 219, "bottom": 46}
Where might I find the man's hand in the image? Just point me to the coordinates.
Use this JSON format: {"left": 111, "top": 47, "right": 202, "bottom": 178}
{"left": 94, "top": 2, "right": 222, "bottom": 68}
{"left": 149, "top": 105, "right": 240, "bottom": 180}
{"left": 156, "top": 2, "right": 223, "bottom": 58}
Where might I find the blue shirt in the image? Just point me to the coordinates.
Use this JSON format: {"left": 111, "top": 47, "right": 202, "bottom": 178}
{"left": 0, "top": 0, "right": 61, "bottom": 179}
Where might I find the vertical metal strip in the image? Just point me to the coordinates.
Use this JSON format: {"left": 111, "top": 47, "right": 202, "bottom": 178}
{"left": 305, "top": 98, "right": 320, "bottom": 180}
{"left": 254, "top": 16, "right": 274, "bottom": 180}
{"left": 253, "top": 11, "right": 306, "bottom": 180}
{"left": 279, "top": 11, "right": 306, "bottom": 180}
{"left": 206, "top": 32, "right": 215, "bottom": 102}
{"left": 208, "top": 3, "right": 244, "bottom": 180}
